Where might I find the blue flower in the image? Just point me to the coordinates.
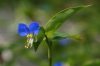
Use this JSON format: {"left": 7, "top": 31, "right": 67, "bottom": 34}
{"left": 59, "top": 38, "right": 69, "bottom": 46}
{"left": 53, "top": 62, "right": 63, "bottom": 66}
{"left": 18, "top": 22, "right": 40, "bottom": 48}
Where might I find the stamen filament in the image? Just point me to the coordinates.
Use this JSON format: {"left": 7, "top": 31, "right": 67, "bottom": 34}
{"left": 25, "top": 36, "right": 34, "bottom": 48}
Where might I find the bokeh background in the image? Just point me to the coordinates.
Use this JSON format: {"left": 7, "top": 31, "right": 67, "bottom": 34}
{"left": 0, "top": 0, "right": 100, "bottom": 66}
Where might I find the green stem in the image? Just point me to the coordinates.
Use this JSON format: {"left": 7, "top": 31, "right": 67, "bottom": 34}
{"left": 45, "top": 35, "right": 52, "bottom": 66}
{"left": 48, "top": 41, "right": 52, "bottom": 66}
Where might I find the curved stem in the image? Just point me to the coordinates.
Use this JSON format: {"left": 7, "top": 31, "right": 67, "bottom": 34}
{"left": 45, "top": 35, "right": 52, "bottom": 66}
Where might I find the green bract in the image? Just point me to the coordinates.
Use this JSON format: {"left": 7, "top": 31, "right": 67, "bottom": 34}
{"left": 33, "top": 27, "right": 45, "bottom": 51}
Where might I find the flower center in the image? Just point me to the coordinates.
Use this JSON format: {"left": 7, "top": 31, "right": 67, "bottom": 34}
{"left": 25, "top": 34, "right": 34, "bottom": 48}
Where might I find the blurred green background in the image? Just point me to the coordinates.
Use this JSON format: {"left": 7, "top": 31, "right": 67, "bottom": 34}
{"left": 0, "top": 0, "right": 100, "bottom": 66}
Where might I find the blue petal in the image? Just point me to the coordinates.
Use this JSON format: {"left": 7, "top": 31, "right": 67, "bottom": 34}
{"left": 18, "top": 23, "right": 30, "bottom": 36}
{"left": 34, "top": 29, "right": 39, "bottom": 35}
{"left": 53, "top": 62, "right": 63, "bottom": 66}
{"left": 29, "top": 22, "right": 40, "bottom": 34}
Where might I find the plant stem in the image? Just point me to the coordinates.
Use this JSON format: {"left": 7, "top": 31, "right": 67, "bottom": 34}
{"left": 45, "top": 35, "right": 52, "bottom": 66}
{"left": 48, "top": 41, "right": 52, "bottom": 66}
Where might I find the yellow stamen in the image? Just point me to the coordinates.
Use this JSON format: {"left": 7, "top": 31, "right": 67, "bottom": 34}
{"left": 25, "top": 36, "right": 34, "bottom": 48}
{"left": 27, "top": 39, "right": 31, "bottom": 42}
{"left": 26, "top": 34, "right": 33, "bottom": 38}
{"left": 25, "top": 45, "right": 28, "bottom": 48}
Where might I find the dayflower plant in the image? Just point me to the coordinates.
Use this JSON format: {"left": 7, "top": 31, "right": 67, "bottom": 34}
{"left": 18, "top": 22, "right": 40, "bottom": 48}
{"left": 17, "top": 5, "right": 90, "bottom": 66}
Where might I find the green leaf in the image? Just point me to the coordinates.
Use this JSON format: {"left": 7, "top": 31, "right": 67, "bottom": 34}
{"left": 52, "top": 32, "right": 83, "bottom": 40}
{"left": 45, "top": 5, "right": 91, "bottom": 38}
{"left": 33, "top": 27, "right": 45, "bottom": 51}
{"left": 52, "top": 32, "right": 69, "bottom": 40}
